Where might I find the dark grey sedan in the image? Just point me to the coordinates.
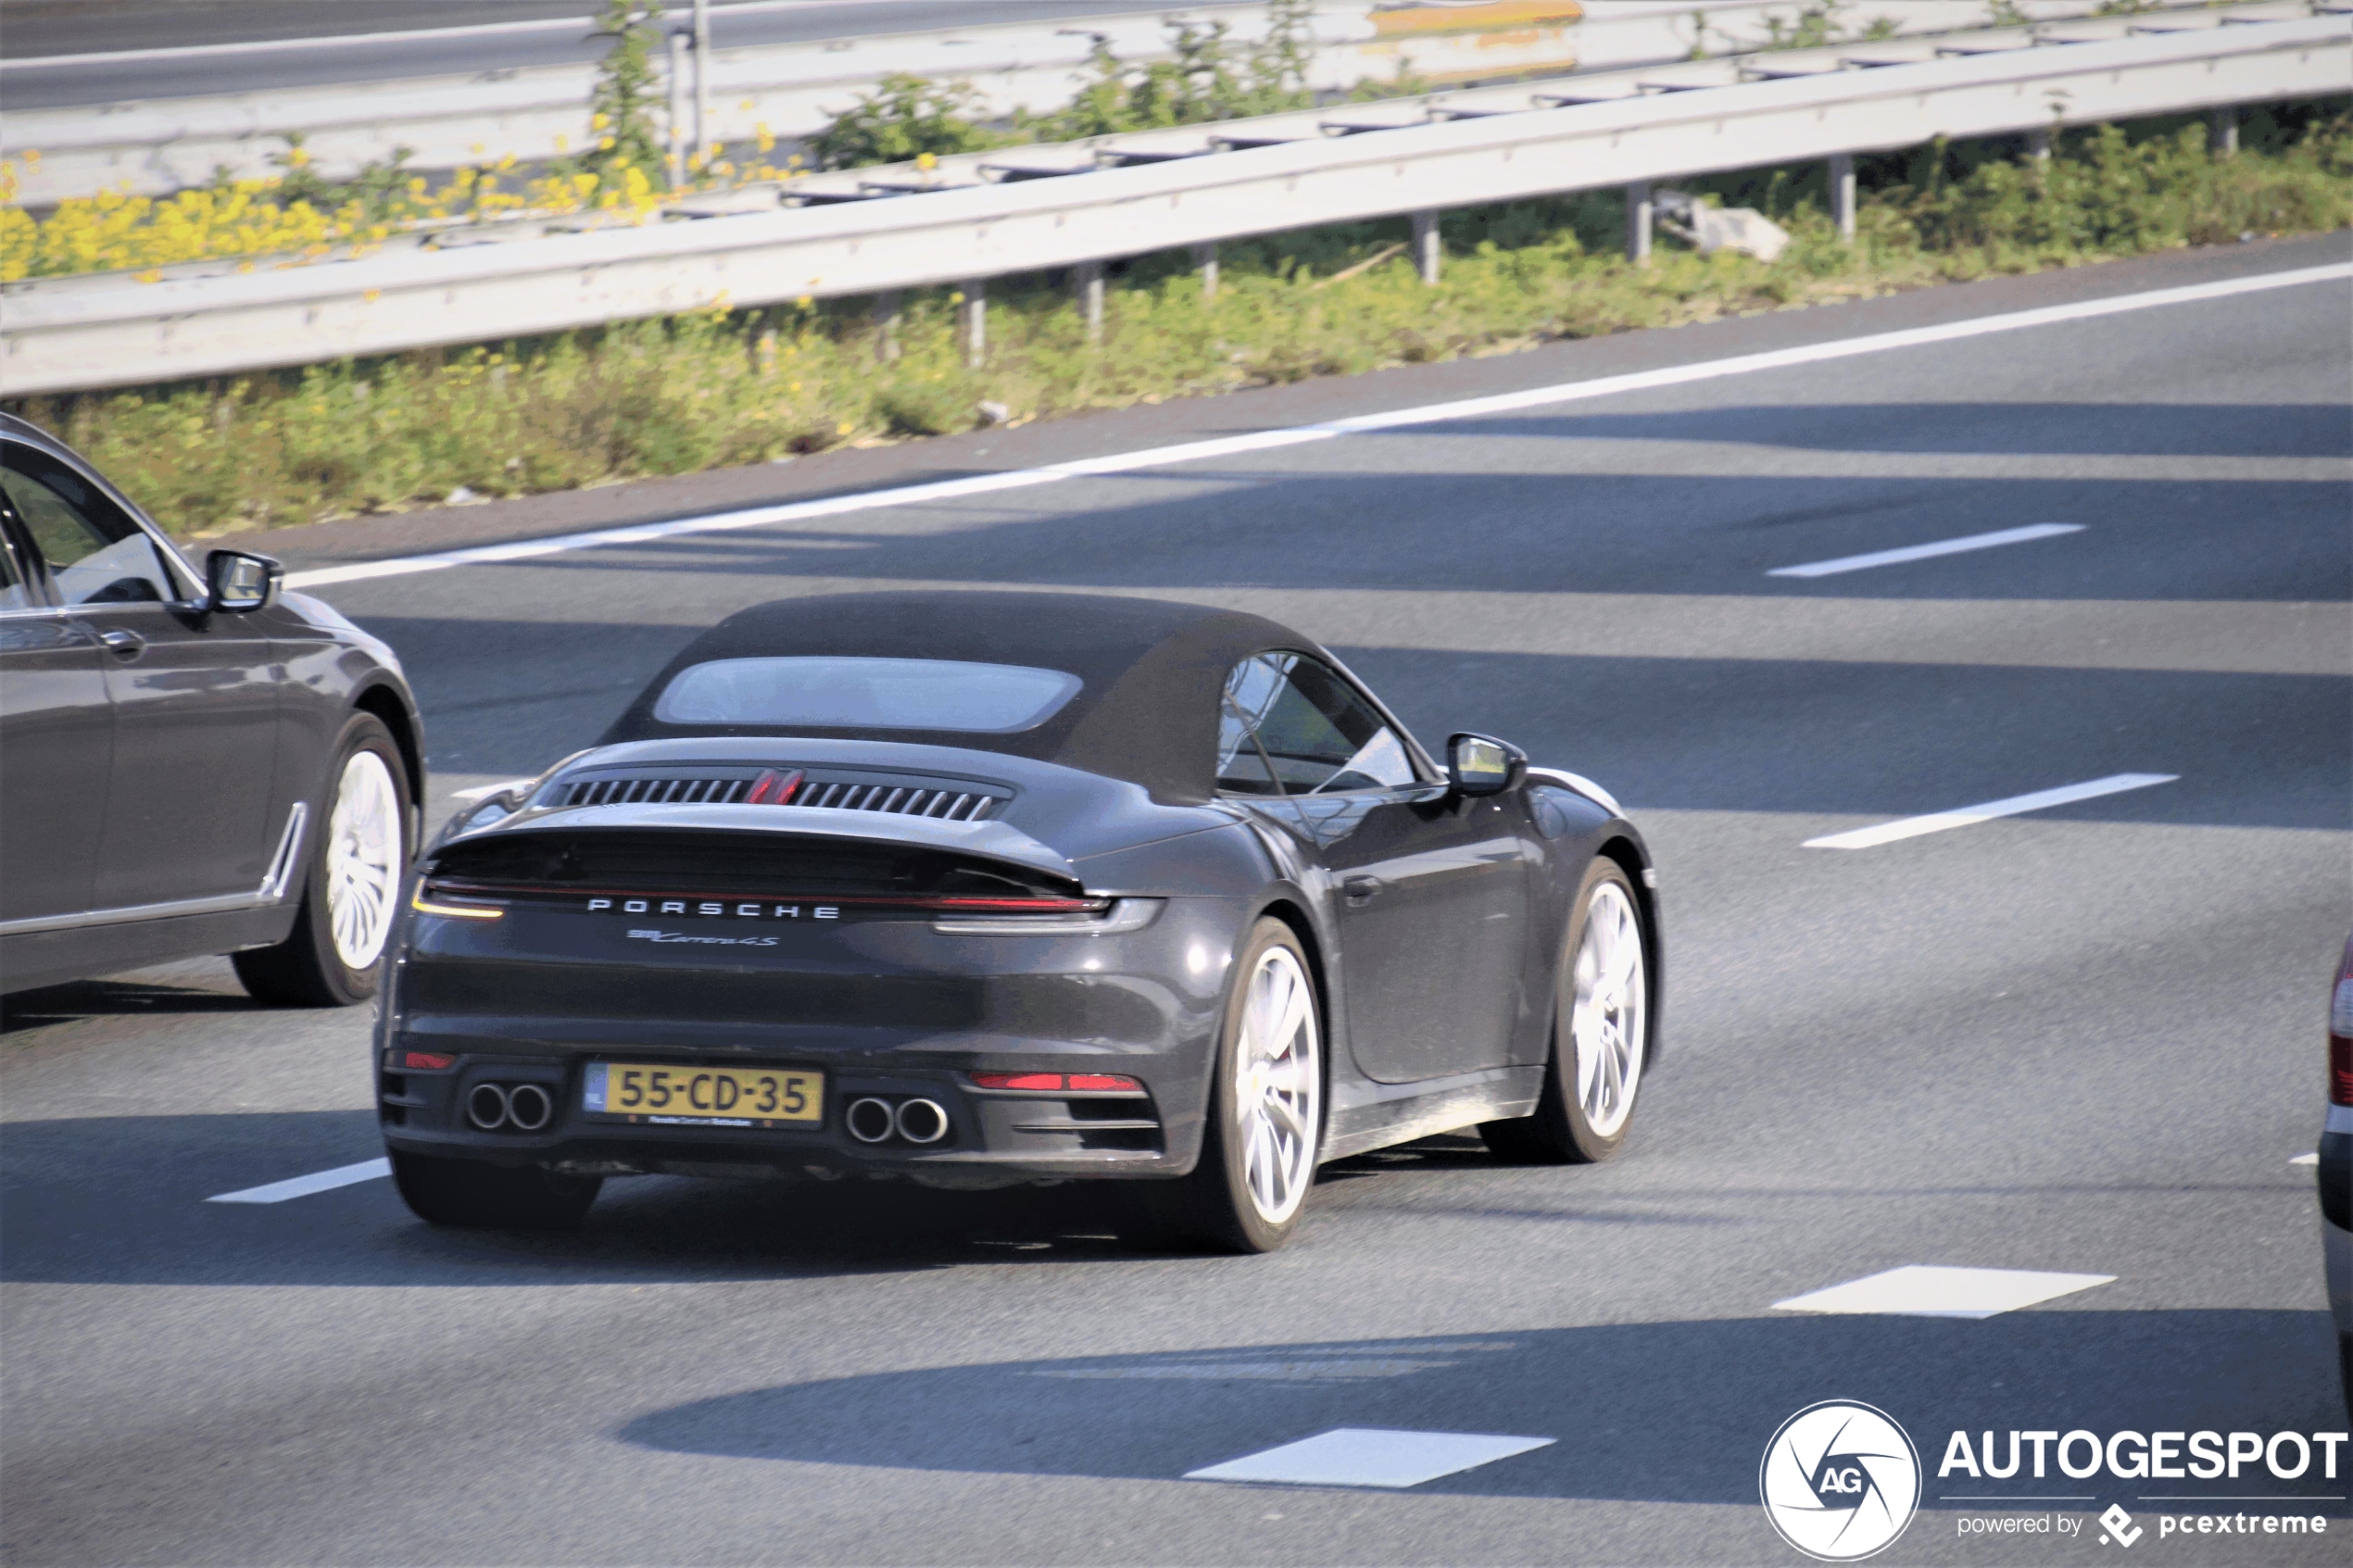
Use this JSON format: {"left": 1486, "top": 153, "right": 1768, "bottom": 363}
{"left": 0, "top": 413, "right": 423, "bottom": 1006}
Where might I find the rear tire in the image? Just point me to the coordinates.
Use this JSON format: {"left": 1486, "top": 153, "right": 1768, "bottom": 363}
{"left": 1481, "top": 858, "right": 1650, "bottom": 1165}
{"left": 234, "top": 712, "right": 410, "bottom": 1008}
{"left": 391, "top": 1150, "right": 601, "bottom": 1231}
{"left": 1142, "top": 919, "right": 1322, "bottom": 1254}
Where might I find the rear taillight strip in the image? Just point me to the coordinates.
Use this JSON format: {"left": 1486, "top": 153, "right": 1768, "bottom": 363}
{"left": 421, "top": 879, "right": 1104, "bottom": 914}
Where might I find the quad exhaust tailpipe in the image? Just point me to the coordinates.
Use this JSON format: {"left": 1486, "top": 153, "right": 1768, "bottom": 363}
{"left": 505, "top": 1084, "right": 553, "bottom": 1132}
{"left": 894, "top": 1098, "right": 950, "bottom": 1145}
{"left": 466, "top": 1082, "right": 554, "bottom": 1132}
{"left": 846, "top": 1096, "right": 950, "bottom": 1145}
{"left": 846, "top": 1097, "right": 897, "bottom": 1144}
{"left": 466, "top": 1083, "right": 510, "bottom": 1130}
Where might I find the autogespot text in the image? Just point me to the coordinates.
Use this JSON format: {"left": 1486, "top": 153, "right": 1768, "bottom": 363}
{"left": 1937, "top": 1428, "right": 2347, "bottom": 1481}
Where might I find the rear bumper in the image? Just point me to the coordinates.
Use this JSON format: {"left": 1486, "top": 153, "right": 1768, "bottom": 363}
{"left": 377, "top": 1046, "right": 1195, "bottom": 1188}
{"left": 373, "top": 894, "right": 1251, "bottom": 1187}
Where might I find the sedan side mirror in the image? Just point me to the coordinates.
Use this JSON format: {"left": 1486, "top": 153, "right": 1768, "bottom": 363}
{"left": 206, "top": 549, "right": 282, "bottom": 614}
{"left": 1447, "top": 733, "right": 1527, "bottom": 797}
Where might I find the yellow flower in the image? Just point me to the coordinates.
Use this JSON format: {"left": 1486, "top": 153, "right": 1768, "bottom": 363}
{"left": 916, "top": 152, "right": 937, "bottom": 172}
{"left": 363, "top": 288, "right": 382, "bottom": 303}
{"left": 836, "top": 420, "right": 853, "bottom": 435}
{"left": 591, "top": 113, "right": 610, "bottom": 131}
{"left": 135, "top": 268, "right": 161, "bottom": 282}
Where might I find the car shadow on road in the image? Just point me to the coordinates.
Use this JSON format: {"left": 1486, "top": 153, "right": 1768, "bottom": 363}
{"left": 3, "top": 1109, "right": 1402, "bottom": 1287}
{"left": 0, "top": 976, "right": 260, "bottom": 1035}
{"left": 615, "top": 1311, "right": 2350, "bottom": 1514}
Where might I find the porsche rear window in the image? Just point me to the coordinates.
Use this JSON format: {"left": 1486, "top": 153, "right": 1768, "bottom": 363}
{"left": 651, "top": 657, "right": 1082, "bottom": 733}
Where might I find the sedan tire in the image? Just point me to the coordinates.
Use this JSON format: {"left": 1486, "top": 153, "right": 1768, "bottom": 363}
{"left": 391, "top": 1151, "right": 603, "bottom": 1231}
{"left": 1482, "top": 857, "right": 1650, "bottom": 1165}
{"left": 234, "top": 712, "right": 410, "bottom": 1007}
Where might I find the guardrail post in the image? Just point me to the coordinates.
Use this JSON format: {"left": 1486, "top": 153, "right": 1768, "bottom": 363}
{"left": 1075, "top": 260, "right": 1106, "bottom": 342}
{"left": 667, "top": 31, "right": 689, "bottom": 186}
{"left": 1193, "top": 244, "right": 1220, "bottom": 302}
{"left": 693, "top": 0, "right": 712, "bottom": 172}
{"left": 1626, "top": 182, "right": 1653, "bottom": 267}
{"left": 1412, "top": 210, "right": 1441, "bottom": 284}
{"left": 873, "top": 292, "right": 901, "bottom": 362}
{"left": 1828, "top": 153, "right": 1856, "bottom": 244}
{"left": 960, "top": 281, "right": 988, "bottom": 368}
{"left": 2208, "top": 106, "right": 2237, "bottom": 157}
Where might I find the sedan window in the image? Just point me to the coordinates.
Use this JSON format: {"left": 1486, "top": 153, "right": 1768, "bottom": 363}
{"left": 0, "top": 529, "right": 33, "bottom": 612}
{"left": 1219, "top": 653, "right": 1419, "bottom": 797}
{"left": 0, "top": 446, "right": 180, "bottom": 607}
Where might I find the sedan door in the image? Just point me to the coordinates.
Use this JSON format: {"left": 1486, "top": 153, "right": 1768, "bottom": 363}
{"left": 0, "top": 441, "right": 284, "bottom": 912}
{"left": 1224, "top": 653, "right": 1530, "bottom": 1084}
{"left": 0, "top": 515, "right": 113, "bottom": 936}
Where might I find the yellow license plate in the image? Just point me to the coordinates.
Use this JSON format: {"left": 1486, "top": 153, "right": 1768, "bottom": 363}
{"left": 585, "top": 1061, "right": 823, "bottom": 1127}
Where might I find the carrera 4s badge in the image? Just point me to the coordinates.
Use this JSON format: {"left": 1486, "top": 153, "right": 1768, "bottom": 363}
{"left": 626, "top": 928, "right": 782, "bottom": 946}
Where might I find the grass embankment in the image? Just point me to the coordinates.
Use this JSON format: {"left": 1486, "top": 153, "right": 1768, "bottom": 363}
{"left": 6, "top": 108, "right": 2346, "bottom": 538}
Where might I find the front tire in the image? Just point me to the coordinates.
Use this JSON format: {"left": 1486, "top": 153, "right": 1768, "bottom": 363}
{"left": 234, "top": 712, "right": 410, "bottom": 1008}
{"left": 1482, "top": 857, "right": 1651, "bottom": 1164}
{"left": 1146, "top": 919, "right": 1323, "bottom": 1253}
{"left": 391, "top": 1150, "right": 602, "bottom": 1230}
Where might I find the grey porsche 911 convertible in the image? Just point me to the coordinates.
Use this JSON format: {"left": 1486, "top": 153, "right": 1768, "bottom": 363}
{"left": 380, "top": 592, "right": 1661, "bottom": 1251}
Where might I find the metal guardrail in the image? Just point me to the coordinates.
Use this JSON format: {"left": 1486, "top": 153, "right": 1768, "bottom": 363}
{"left": 5, "top": 0, "right": 2092, "bottom": 205}
{"left": 2, "top": 13, "right": 2345, "bottom": 398}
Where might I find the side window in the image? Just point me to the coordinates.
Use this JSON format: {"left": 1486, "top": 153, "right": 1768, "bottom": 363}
{"left": 1216, "top": 655, "right": 1289, "bottom": 796}
{"left": 1218, "top": 652, "right": 1419, "bottom": 797}
{"left": 0, "top": 445, "right": 179, "bottom": 608}
{"left": 0, "top": 527, "right": 34, "bottom": 613}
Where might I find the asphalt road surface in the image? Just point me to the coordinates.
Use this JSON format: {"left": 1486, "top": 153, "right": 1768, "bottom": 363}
{"left": 4, "top": 234, "right": 2348, "bottom": 1565}
{"left": 0, "top": 0, "right": 1265, "bottom": 109}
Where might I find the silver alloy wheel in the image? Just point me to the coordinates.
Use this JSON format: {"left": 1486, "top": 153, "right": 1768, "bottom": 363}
{"left": 1570, "top": 881, "right": 1646, "bottom": 1138}
{"left": 325, "top": 749, "right": 402, "bottom": 971}
{"left": 1234, "top": 944, "right": 1321, "bottom": 1224}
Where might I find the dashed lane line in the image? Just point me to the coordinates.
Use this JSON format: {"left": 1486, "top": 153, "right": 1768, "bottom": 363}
{"left": 1768, "top": 523, "right": 2083, "bottom": 579}
{"left": 1802, "top": 773, "right": 2179, "bottom": 850}
{"left": 207, "top": 1158, "right": 390, "bottom": 1204}
{"left": 1186, "top": 1429, "right": 1556, "bottom": 1487}
{"left": 1773, "top": 1265, "right": 2116, "bottom": 1320}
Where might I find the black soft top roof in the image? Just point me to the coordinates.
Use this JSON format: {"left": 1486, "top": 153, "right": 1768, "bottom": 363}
{"left": 602, "top": 591, "right": 1328, "bottom": 804}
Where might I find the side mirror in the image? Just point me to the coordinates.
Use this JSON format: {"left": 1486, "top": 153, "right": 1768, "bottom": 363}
{"left": 206, "top": 549, "right": 282, "bottom": 614}
{"left": 1447, "top": 733, "right": 1526, "bottom": 797}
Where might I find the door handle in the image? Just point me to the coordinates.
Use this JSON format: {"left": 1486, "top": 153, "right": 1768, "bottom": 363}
{"left": 1341, "top": 875, "right": 1386, "bottom": 904}
{"left": 97, "top": 629, "right": 146, "bottom": 660}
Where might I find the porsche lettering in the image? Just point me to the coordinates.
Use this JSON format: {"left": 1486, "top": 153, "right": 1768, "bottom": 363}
{"left": 585, "top": 897, "right": 838, "bottom": 919}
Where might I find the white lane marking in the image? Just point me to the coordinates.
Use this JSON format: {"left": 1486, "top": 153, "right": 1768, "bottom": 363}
{"left": 1768, "top": 522, "right": 2083, "bottom": 579}
{"left": 2291, "top": 1151, "right": 2321, "bottom": 1166}
{"left": 207, "top": 1158, "right": 390, "bottom": 1204}
{"left": 1773, "top": 1265, "right": 2115, "bottom": 1320}
{"left": 1185, "top": 1428, "right": 1555, "bottom": 1488}
{"left": 283, "top": 262, "right": 2353, "bottom": 593}
{"left": 1802, "top": 772, "right": 2178, "bottom": 850}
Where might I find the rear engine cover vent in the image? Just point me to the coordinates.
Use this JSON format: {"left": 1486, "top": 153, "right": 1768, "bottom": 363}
{"left": 547, "top": 766, "right": 1007, "bottom": 822}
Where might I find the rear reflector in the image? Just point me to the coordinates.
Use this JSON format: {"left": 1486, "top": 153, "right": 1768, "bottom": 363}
{"left": 970, "top": 1071, "right": 1142, "bottom": 1093}
{"left": 2333, "top": 1033, "right": 2352, "bottom": 1108}
{"left": 745, "top": 768, "right": 805, "bottom": 806}
{"left": 404, "top": 1051, "right": 457, "bottom": 1071}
